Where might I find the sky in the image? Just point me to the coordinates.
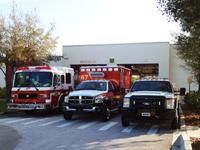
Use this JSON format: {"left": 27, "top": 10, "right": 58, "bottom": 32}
{"left": 0, "top": 0, "right": 181, "bottom": 55}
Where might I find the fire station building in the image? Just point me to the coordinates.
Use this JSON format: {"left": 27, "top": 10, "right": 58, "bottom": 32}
{"left": 50, "top": 42, "right": 197, "bottom": 92}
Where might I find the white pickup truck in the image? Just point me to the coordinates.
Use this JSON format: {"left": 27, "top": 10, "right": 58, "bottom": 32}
{"left": 63, "top": 80, "right": 121, "bottom": 121}
{"left": 121, "top": 78, "right": 181, "bottom": 129}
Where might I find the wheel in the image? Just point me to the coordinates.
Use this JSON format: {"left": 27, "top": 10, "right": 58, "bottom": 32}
{"left": 57, "top": 96, "right": 65, "bottom": 113}
{"left": 102, "top": 107, "right": 111, "bottom": 121}
{"left": 121, "top": 115, "right": 129, "bottom": 126}
{"left": 171, "top": 109, "right": 180, "bottom": 129}
{"left": 63, "top": 112, "right": 72, "bottom": 120}
{"left": 171, "top": 116, "right": 179, "bottom": 129}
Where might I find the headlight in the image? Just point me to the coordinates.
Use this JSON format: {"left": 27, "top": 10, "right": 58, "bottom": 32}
{"left": 123, "top": 97, "right": 130, "bottom": 108}
{"left": 166, "top": 99, "right": 175, "bottom": 109}
{"left": 45, "top": 99, "right": 51, "bottom": 103}
{"left": 64, "top": 96, "right": 69, "bottom": 103}
{"left": 40, "top": 94, "right": 49, "bottom": 99}
{"left": 95, "top": 95, "right": 104, "bottom": 103}
{"left": 11, "top": 94, "right": 18, "bottom": 98}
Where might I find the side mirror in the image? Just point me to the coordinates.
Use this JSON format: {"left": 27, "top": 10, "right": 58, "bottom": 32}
{"left": 180, "top": 88, "right": 186, "bottom": 96}
{"left": 108, "top": 88, "right": 113, "bottom": 92}
{"left": 125, "top": 89, "right": 130, "bottom": 94}
{"left": 120, "top": 88, "right": 126, "bottom": 95}
{"left": 173, "top": 88, "right": 180, "bottom": 95}
{"left": 54, "top": 85, "right": 57, "bottom": 90}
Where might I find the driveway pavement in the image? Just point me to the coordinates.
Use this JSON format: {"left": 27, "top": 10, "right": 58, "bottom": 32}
{"left": 0, "top": 125, "right": 21, "bottom": 150}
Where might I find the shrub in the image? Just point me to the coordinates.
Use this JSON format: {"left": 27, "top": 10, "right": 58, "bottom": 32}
{"left": 0, "top": 87, "right": 7, "bottom": 98}
{"left": 0, "top": 100, "right": 6, "bottom": 112}
{"left": 185, "top": 91, "right": 200, "bottom": 113}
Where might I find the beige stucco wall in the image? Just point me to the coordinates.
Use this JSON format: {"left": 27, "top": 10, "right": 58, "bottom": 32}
{"left": 61, "top": 42, "right": 170, "bottom": 78}
{"left": 169, "top": 45, "right": 198, "bottom": 92}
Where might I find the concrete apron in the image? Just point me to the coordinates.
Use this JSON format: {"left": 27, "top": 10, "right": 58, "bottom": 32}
{"left": 171, "top": 101, "right": 192, "bottom": 150}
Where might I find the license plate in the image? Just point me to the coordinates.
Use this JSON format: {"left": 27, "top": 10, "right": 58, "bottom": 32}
{"left": 141, "top": 112, "right": 151, "bottom": 117}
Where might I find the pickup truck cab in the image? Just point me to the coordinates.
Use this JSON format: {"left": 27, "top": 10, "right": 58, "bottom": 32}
{"left": 121, "top": 78, "right": 180, "bottom": 129}
{"left": 63, "top": 80, "right": 121, "bottom": 121}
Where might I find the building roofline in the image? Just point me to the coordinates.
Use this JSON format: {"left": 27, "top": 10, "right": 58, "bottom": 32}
{"left": 63, "top": 41, "right": 170, "bottom": 48}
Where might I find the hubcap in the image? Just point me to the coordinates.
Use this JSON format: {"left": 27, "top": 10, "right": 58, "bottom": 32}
{"left": 106, "top": 108, "right": 110, "bottom": 119}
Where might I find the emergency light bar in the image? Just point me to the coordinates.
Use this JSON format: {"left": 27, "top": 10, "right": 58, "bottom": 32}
{"left": 17, "top": 66, "right": 52, "bottom": 71}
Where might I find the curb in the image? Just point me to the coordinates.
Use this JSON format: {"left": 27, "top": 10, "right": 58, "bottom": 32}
{"left": 0, "top": 109, "right": 22, "bottom": 116}
{"left": 179, "top": 105, "right": 193, "bottom": 150}
{"left": 171, "top": 101, "right": 192, "bottom": 150}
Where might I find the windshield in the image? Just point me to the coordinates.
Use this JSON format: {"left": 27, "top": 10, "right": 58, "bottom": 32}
{"left": 130, "top": 81, "right": 172, "bottom": 93}
{"left": 14, "top": 72, "right": 53, "bottom": 87}
{"left": 75, "top": 81, "right": 107, "bottom": 91}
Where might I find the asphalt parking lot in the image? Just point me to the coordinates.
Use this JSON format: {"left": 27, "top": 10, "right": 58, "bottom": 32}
{"left": 0, "top": 112, "right": 175, "bottom": 150}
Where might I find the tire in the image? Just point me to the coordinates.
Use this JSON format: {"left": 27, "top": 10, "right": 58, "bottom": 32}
{"left": 171, "top": 108, "right": 180, "bottom": 129}
{"left": 58, "top": 96, "right": 65, "bottom": 113}
{"left": 102, "top": 107, "right": 111, "bottom": 121}
{"left": 63, "top": 112, "right": 72, "bottom": 120}
{"left": 121, "top": 115, "right": 129, "bottom": 126}
{"left": 171, "top": 116, "right": 179, "bottom": 129}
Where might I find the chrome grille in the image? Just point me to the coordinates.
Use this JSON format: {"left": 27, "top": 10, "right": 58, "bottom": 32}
{"left": 18, "top": 93, "right": 38, "bottom": 99}
{"left": 68, "top": 96, "right": 94, "bottom": 104}
{"left": 131, "top": 96, "right": 165, "bottom": 109}
{"left": 69, "top": 96, "right": 79, "bottom": 100}
{"left": 82, "top": 96, "right": 93, "bottom": 100}
{"left": 68, "top": 99, "right": 79, "bottom": 104}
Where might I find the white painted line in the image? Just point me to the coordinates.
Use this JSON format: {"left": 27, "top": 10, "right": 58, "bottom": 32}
{"left": 147, "top": 125, "right": 159, "bottom": 135}
{"left": 56, "top": 120, "right": 80, "bottom": 128}
{"left": 121, "top": 126, "right": 136, "bottom": 133}
{"left": 98, "top": 122, "right": 118, "bottom": 131}
{"left": 38, "top": 119, "right": 63, "bottom": 126}
{"left": 77, "top": 121, "right": 97, "bottom": 129}
{"left": 56, "top": 145, "right": 68, "bottom": 149}
{"left": 6, "top": 118, "right": 33, "bottom": 124}
{"left": 0, "top": 118, "right": 17, "bottom": 123}
{"left": 22, "top": 118, "right": 49, "bottom": 125}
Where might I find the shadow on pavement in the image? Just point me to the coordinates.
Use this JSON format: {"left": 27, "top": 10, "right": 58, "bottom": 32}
{"left": 0, "top": 125, "right": 21, "bottom": 150}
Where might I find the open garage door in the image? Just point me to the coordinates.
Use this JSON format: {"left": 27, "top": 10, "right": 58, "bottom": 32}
{"left": 70, "top": 64, "right": 107, "bottom": 86}
{"left": 118, "top": 64, "right": 159, "bottom": 77}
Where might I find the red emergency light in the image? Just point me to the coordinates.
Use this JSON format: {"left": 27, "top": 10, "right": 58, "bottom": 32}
{"left": 17, "top": 67, "right": 29, "bottom": 70}
{"left": 35, "top": 66, "right": 52, "bottom": 70}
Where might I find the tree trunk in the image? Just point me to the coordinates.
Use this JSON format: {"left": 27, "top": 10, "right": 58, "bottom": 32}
{"left": 198, "top": 74, "right": 200, "bottom": 93}
{"left": 198, "top": 80, "right": 200, "bottom": 93}
{"left": 5, "top": 65, "right": 14, "bottom": 101}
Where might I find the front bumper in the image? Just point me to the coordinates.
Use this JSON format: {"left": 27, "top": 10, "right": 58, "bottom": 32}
{"left": 7, "top": 103, "right": 50, "bottom": 110}
{"left": 63, "top": 102, "right": 104, "bottom": 113}
{"left": 121, "top": 107, "right": 176, "bottom": 120}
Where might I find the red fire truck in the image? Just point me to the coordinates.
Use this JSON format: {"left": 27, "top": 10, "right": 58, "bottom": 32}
{"left": 8, "top": 66, "right": 74, "bottom": 113}
{"left": 63, "top": 65, "right": 132, "bottom": 121}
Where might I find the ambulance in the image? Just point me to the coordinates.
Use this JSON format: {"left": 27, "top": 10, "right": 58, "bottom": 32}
{"left": 63, "top": 66, "right": 132, "bottom": 121}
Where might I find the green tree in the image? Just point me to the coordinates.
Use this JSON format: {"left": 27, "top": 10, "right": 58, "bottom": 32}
{"left": 0, "top": 5, "right": 58, "bottom": 99}
{"left": 158, "top": 0, "right": 200, "bottom": 92}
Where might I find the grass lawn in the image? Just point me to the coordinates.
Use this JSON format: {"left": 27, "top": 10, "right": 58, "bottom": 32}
{"left": 0, "top": 100, "right": 7, "bottom": 112}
